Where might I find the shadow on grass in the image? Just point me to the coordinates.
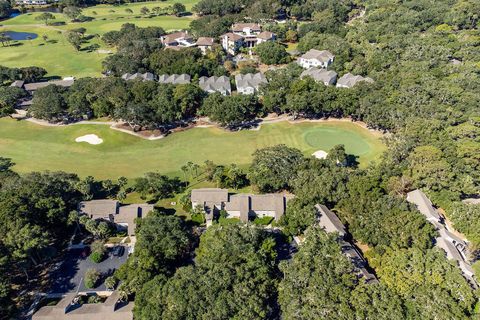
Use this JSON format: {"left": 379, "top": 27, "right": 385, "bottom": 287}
{"left": 6, "top": 42, "right": 23, "bottom": 47}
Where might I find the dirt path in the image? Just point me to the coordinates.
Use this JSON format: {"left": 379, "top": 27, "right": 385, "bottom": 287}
{"left": 26, "top": 118, "right": 115, "bottom": 126}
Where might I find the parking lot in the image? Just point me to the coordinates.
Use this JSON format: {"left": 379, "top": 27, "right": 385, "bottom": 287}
{"left": 48, "top": 245, "right": 128, "bottom": 294}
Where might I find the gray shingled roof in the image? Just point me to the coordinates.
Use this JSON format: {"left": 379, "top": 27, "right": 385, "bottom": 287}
{"left": 158, "top": 74, "right": 191, "bottom": 84}
{"left": 235, "top": 73, "right": 267, "bottom": 91}
{"left": 462, "top": 198, "right": 480, "bottom": 205}
{"left": 225, "top": 193, "right": 291, "bottom": 221}
{"left": 116, "top": 204, "right": 154, "bottom": 235}
{"left": 315, "top": 204, "right": 378, "bottom": 284}
{"left": 121, "top": 72, "right": 155, "bottom": 81}
{"left": 336, "top": 73, "right": 374, "bottom": 88}
{"left": 191, "top": 188, "right": 229, "bottom": 204}
{"left": 340, "top": 240, "right": 378, "bottom": 284}
{"left": 406, "top": 189, "right": 442, "bottom": 222}
{"left": 198, "top": 76, "right": 231, "bottom": 93}
{"left": 315, "top": 204, "right": 346, "bottom": 236}
{"left": 24, "top": 79, "right": 75, "bottom": 92}
{"left": 300, "top": 49, "right": 334, "bottom": 63}
{"left": 300, "top": 68, "right": 337, "bottom": 85}
{"left": 436, "top": 236, "right": 464, "bottom": 261}
{"left": 78, "top": 199, "right": 119, "bottom": 219}
{"left": 10, "top": 80, "right": 25, "bottom": 88}
{"left": 438, "top": 227, "right": 466, "bottom": 247}
{"left": 225, "top": 194, "right": 250, "bottom": 222}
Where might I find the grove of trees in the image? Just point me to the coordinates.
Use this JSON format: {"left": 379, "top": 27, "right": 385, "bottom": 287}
{"left": 1, "top": 0, "right": 480, "bottom": 318}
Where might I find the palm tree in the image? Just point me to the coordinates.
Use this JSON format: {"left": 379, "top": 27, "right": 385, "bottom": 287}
{"left": 0, "top": 33, "right": 12, "bottom": 47}
{"left": 192, "top": 163, "right": 200, "bottom": 178}
{"left": 186, "top": 161, "right": 194, "bottom": 180}
{"left": 181, "top": 165, "right": 188, "bottom": 180}
{"left": 0, "top": 34, "right": 7, "bottom": 47}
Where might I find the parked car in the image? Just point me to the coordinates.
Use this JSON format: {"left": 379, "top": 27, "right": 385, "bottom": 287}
{"left": 111, "top": 246, "right": 124, "bottom": 257}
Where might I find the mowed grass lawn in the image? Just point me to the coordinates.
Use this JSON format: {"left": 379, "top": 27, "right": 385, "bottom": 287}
{"left": 0, "top": 118, "right": 385, "bottom": 179}
{"left": 0, "top": 0, "right": 196, "bottom": 77}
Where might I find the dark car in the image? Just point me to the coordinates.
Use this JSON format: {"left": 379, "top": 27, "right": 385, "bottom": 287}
{"left": 81, "top": 247, "right": 91, "bottom": 258}
{"left": 111, "top": 246, "right": 124, "bottom": 257}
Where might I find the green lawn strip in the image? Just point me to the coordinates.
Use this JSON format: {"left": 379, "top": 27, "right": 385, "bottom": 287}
{"left": 0, "top": 25, "right": 106, "bottom": 77}
{"left": 0, "top": 118, "right": 385, "bottom": 179}
{"left": 61, "top": 16, "right": 193, "bottom": 34}
{"left": 80, "top": 0, "right": 199, "bottom": 17}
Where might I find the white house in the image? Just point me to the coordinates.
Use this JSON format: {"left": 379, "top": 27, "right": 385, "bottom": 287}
{"left": 121, "top": 72, "right": 156, "bottom": 81}
{"left": 222, "top": 23, "right": 276, "bottom": 54}
{"left": 158, "top": 74, "right": 191, "bottom": 85}
{"left": 336, "top": 73, "right": 374, "bottom": 88}
{"left": 256, "top": 31, "right": 276, "bottom": 45}
{"left": 300, "top": 67, "right": 337, "bottom": 86}
{"left": 235, "top": 73, "right": 268, "bottom": 95}
{"left": 160, "top": 31, "right": 195, "bottom": 48}
{"left": 297, "top": 49, "right": 335, "bottom": 69}
{"left": 220, "top": 33, "right": 244, "bottom": 55}
{"left": 191, "top": 188, "right": 292, "bottom": 226}
{"left": 232, "top": 23, "right": 262, "bottom": 36}
{"left": 198, "top": 76, "right": 231, "bottom": 95}
{"left": 196, "top": 37, "right": 215, "bottom": 54}
{"left": 16, "top": 0, "right": 47, "bottom": 4}
{"left": 407, "top": 189, "right": 478, "bottom": 287}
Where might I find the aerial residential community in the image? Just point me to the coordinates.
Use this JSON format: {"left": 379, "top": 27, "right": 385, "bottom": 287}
{"left": 0, "top": 0, "right": 480, "bottom": 319}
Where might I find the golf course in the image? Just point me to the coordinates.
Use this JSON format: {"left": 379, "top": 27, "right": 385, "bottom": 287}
{"left": 0, "top": 118, "right": 385, "bottom": 179}
{"left": 0, "top": 0, "right": 197, "bottom": 77}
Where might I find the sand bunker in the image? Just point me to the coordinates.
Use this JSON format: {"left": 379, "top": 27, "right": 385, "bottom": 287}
{"left": 312, "top": 150, "right": 328, "bottom": 159}
{"left": 75, "top": 134, "right": 103, "bottom": 145}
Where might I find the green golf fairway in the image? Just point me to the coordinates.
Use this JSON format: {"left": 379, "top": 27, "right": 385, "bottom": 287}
{"left": 0, "top": 0, "right": 196, "bottom": 77}
{"left": 0, "top": 118, "right": 385, "bottom": 179}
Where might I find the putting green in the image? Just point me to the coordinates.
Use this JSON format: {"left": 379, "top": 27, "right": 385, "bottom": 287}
{"left": 303, "top": 127, "right": 371, "bottom": 156}
{"left": 0, "top": 118, "right": 385, "bottom": 179}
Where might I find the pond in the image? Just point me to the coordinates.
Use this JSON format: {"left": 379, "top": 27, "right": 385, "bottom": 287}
{"left": 1, "top": 31, "right": 38, "bottom": 40}
{"left": 2, "top": 7, "right": 60, "bottom": 20}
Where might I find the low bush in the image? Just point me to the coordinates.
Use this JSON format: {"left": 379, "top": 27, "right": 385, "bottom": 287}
{"left": 89, "top": 251, "right": 104, "bottom": 263}
{"left": 253, "top": 216, "right": 274, "bottom": 226}
{"left": 84, "top": 268, "right": 100, "bottom": 289}
{"left": 191, "top": 212, "right": 205, "bottom": 225}
{"left": 217, "top": 217, "right": 241, "bottom": 225}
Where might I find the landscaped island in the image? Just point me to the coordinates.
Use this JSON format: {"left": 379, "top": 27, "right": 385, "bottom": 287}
{"left": 0, "top": 118, "right": 384, "bottom": 178}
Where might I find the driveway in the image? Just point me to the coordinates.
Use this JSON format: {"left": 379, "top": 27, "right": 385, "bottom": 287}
{"left": 48, "top": 245, "right": 128, "bottom": 294}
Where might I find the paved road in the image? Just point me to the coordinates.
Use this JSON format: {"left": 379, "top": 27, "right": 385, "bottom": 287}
{"left": 48, "top": 246, "right": 127, "bottom": 294}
